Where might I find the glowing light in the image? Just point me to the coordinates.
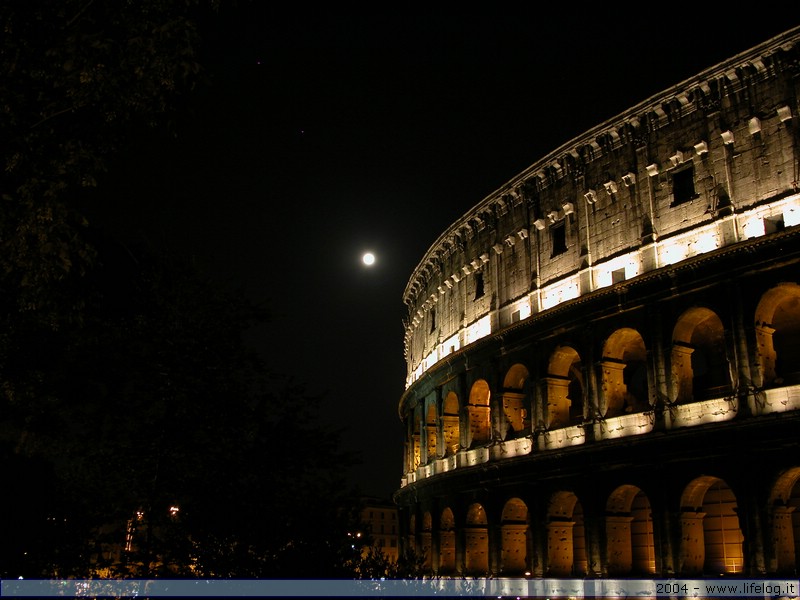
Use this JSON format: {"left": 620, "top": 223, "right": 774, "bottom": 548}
{"left": 362, "top": 252, "right": 376, "bottom": 266}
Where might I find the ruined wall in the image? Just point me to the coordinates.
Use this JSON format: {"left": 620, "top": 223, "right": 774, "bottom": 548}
{"left": 395, "top": 26, "right": 800, "bottom": 580}
{"left": 402, "top": 27, "right": 800, "bottom": 390}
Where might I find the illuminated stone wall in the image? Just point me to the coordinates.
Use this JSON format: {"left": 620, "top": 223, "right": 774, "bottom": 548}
{"left": 395, "top": 26, "right": 800, "bottom": 579}
{"left": 401, "top": 27, "right": 800, "bottom": 390}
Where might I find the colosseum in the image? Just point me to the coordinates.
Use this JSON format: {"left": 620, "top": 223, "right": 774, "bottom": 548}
{"left": 393, "top": 25, "right": 800, "bottom": 582}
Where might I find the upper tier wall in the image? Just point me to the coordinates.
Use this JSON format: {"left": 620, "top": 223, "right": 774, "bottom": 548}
{"left": 402, "top": 26, "right": 800, "bottom": 388}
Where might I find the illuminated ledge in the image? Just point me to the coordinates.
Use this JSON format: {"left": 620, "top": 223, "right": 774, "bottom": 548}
{"left": 432, "top": 454, "right": 458, "bottom": 475}
{"left": 416, "top": 463, "right": 433, "bottom": 480}
{"left": 405, "top": 194, "right": 800, "bottom": 390}
{"left": 490, "top": 436, "right": 533, "bottom": 460}
{"left": 407, "top": 441, "right": 532, "bottom": 486}
{"left": 537, "top": 424, "right": 585, "bottom": 450}
{"left": 593, "top": 411, "right": 655, "bottom": 440}
{"left": 749, "top": 384, "right": 800, "bottom": 415}
{"left": 664, "top": 397, "right": 738, "bottom": 429}
{"left": 458, "top": 447, "right": 490, "bottom": 467}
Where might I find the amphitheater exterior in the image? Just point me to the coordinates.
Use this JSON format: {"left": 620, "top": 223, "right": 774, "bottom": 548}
{"left": 393, "top": 26, "right": 800, "bottom": 579}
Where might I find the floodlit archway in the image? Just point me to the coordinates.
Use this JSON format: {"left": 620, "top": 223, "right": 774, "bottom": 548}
{"left": 601, "top": 328, "right": 649, "bottom": 417}
{"left": 420, "top": 511, "right": 432, "bottom": 570}
{"left": 755, "top": 283, "right": 800, "bottom": 386}
{"left": 546, "top": 491, "right": 588, "bottom": 576}
{"left": 501, "top": 364, "right": 531, "bottom": 438}
{"left": 409, "top": 409, "right": 421, "bottom": 471}
{"left": 467, "top": 379, "right": 491, "bottom": 445}
{"left": 768, "top": 467, "right": 800, "bottom": 573}
{"left": 500, "top": 497, "right": 529, "bottom": 574}
{"left": 545, "top": 346, "right": 585, "bottom": 427}
{"left": 606, "top": 485, "right": 656, "bottom": 575}
{"left": 425, "top": 403, "right": 438, "bottom": 463}
{"left": 680, "top": 476, "right": 744, "bottom": 575}
{"left": 442, "top": 392, "right": 461, "bottom": 456}
{"left": 465, "top": 503, "right": 489, "bottom": 575}
{"left": 671, "top": 307, "right": 731, "bottom": 403}
{"left": 439, "top": 507, "right": 456, "bottom": 574}
{"left": 408, "top": 514, "right": 416, "bottom": 558}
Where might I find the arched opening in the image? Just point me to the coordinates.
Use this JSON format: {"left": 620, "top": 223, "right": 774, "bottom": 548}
{"left": 768, "top": 466, "right": 800, "bottom": 574}
{"left": 680, "top": 476, "right": 744, "bottom": 575}
{"left": 465, "top": 503, "right": 489, "bottom": 575}
{"left": 408, "top": 514, "right": 416, "bottom": 559}
{"left": 546, "top": 346, "right": 585, "bottom": 428}
{"left": 467, "top": 379, "right": 491, "bottom": 446}
{"left": 755, "top": 283, "right": 800, "bottom": 386}
{"left": 601, "top": 328, "right": 649, "bottom": 417}
{"left": 425, "top": 403, "right": 438, "bottom": 463}
{"left": 410, "top": 410, "right": 421, "bottom": 471}
{"left": 546, "top": 491, "right": 588, "bottom": 577}
{"left": 500, "top": 498, "right": 529, "bottom": 574}
{"left": 438, "top": 508, "right": 456, "bottom": 575}
{"left": 671, "top": 307, "right": 731, "bottom": 403}
{"left": 442, "top": 392, "right": 460, "bottom": 456}
{"left": 420, "top": 511, "right": 432, "bottom": 571}
{"left": 606, "top": 485, "right": 656, "bottom": 575}
{"left": 501, "top": 364, "right": 531, "bottom": 438}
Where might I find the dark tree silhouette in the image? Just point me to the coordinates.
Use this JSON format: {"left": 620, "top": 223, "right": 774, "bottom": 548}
{"left": 0, "top": 1, "right": 367, "bottom": 579}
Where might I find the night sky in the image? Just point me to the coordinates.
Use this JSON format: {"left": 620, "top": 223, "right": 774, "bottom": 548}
{"left": 85, "top": 6, "right": 799, "bottom": 500}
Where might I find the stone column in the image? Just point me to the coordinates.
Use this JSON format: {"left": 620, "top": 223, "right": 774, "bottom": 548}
{"left": 546, "top": 520, "right": 575, "bottom": 577}
{"left": 679, "top": 511, "right": 706, "bottom": 575}
{"left": 772, "top": 505, "right": 796, "bottom": 574}
{"left": 606, "top": 515, "right": 635, "bottom": 575}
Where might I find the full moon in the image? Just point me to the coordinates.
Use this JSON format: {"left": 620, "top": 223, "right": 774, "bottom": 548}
{"left": 362, "top": 252, "right": 376, "bottom": 266}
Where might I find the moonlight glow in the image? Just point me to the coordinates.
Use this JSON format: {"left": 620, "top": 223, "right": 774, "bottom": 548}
{"left": 362, "top": 252, "right": 376, "bottom": 266}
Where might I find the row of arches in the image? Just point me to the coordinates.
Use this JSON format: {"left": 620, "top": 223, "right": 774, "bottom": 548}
{"left": 405, "top": 469, "right": 800, "bottom": 577}
{"left": 407, "top": 282, "right": 800, "bottom": 471}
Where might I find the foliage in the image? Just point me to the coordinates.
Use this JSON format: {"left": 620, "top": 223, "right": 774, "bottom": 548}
{"left": 0, "top": 0, "right": 212, "bottom": 327}
{"left": 349, "top": 546, "right": 427, "bottom": 580}
{"left": 0, "top": 236, "right": 363, "bottom": 578}
{"left": 0, "top": 0, "right": 369, "bottom": 579}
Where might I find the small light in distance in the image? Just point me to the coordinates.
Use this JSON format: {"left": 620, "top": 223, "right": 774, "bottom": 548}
{"left": 362, "top": 252, "right": 376, "bottom": 267}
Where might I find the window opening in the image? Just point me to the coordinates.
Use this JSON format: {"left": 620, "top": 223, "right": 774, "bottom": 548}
{"left": 551, "top": 222, "right": 567, "bottom": 256}
{"left": 671, "top": 165, "right": 697, "bottom": 206}
{"left": 765, "top": 215, "right": 785, "bottom": 234}
{"left": 474, "top": 272, "right": 485, "bottom": 299}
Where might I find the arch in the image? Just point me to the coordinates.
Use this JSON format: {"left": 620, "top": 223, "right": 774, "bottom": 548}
{"left": 671, "top": 307, "right": 732, "bottom": 403}
{"left": 680, "top": 476, "right": 744, "bottom": 575}
{"left": 500, "top": 498, "right": 529, "bottom": 575}
{"left": 601, "top": 328, "right": 649, "bottom": 417}
{"left": 605, "top": 485, "right": 656, "bottom": 575}
{"left": 546, "top": 346, "right": 585, "bottom": 428}
{"left": 467, "top": 379, "right": 491, "bottom": 446}
{"left": 465, "top": 503, "right": 489, "bottom": 575}
{"left": 439, "top": 507, "right": 456, "bottom": 574}
{"left": 408, "top": 514, "right": 416, "bottom": 559}
{"left": 768, "top": 467, "right": 800, "bottom": 573}
{"left": 501, "top": 364, "right": 531, "bottom": 438}
{"left": 410, "top": 409, "right": 421, "bottom": 471}
{"left": 755, "top": 283, "right": 800, "bottom": 386}
{"left": 425, "top": 403, "right": 438, "bottom": 463}
{"left": 546, "top": 491, "right": 588, "bottom": 577}
{"left": 442, "top": 391, "right": 461, "bottom": 456}
{"left": 420, "top": 511, "right": 433, "bottom": 570}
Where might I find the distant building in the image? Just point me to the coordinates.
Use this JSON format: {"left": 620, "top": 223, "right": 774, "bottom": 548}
{"left": 394, "top": 27, "right": 800, "bottom": 578}
{"left": 357, "top": 497, "right": 399, "bottom": 563}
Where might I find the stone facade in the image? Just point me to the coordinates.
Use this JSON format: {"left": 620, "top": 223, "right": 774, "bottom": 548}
{"left": 395, "top": 26, "right": 800, "bottom": 579}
